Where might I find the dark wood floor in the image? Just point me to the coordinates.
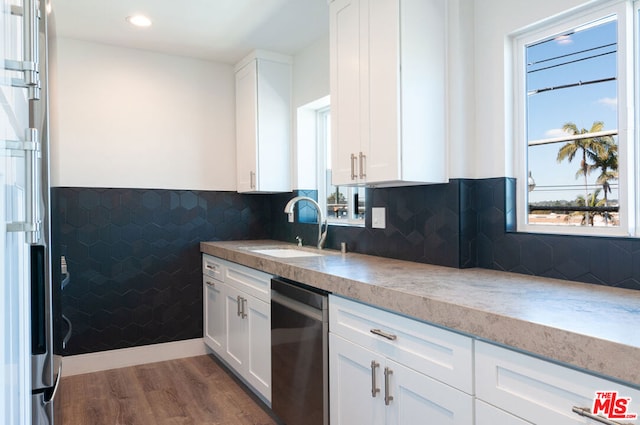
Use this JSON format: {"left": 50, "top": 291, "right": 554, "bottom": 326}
{"left": 58, "top": 355, "right": 279, "bottom": 425}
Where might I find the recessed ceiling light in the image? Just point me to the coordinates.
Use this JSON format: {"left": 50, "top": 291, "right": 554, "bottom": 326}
{"left": 126, "top": 15, "right": 152, "bottom": 28}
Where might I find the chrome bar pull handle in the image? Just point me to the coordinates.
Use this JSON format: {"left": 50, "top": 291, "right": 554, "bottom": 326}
{"left": 205, "top": 280, "right": 215, "bottom": 287}
{"left": 241, "top": 297, "right": 248, "bottom": 319}
{"left": 350, "top": 153, "right": 357, "bottom": 180}
{"left": 370, "top": 360, "right": 380, "bottom": 397}
{"left": 370, "top": 329, "right": 397, "bottom": 341}
{"left": 384, "top": 367, "right": 393, "bottom": 406}
{"left": 572, "top": 406, "right": 634, "bottom": 425}
{"left": 250, "top": 171, "right": 256, "bottom": 189}
{"left": 237, "top": 296, "right": 242, "bottom": 317}
{"left": 359, "top": 152, "right": 366, "bottom": 179}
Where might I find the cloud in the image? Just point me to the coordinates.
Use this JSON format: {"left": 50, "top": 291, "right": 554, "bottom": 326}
{"left": 554, "top": 35, "right": 573, "bottom": 45}
{"left": 545, "top": 128, "right": 571, "bottom": 138}
{"left": 597, "top": 97, "right": 617, "bottom": 109}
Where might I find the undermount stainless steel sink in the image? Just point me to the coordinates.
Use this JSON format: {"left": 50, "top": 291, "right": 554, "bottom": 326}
{"left": 248, "top": 247, "right": 324, "bottom": 258}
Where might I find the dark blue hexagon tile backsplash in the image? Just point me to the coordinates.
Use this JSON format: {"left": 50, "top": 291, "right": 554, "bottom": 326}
{"left": 53, "top": 180, "right": 640, "bottom": 355}
{"left": 52, "top": 187, "right": 273, "bottom": 355}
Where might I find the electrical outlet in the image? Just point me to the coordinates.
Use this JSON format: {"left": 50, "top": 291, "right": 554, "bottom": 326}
{"left": 372, "top": 207, "right": 386, "bottom": 229}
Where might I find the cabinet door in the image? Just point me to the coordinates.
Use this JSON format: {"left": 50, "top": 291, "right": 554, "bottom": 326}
{"left": 236, "top": 60, "right": 258, "bottom": 193}
{"left": 330, "top": 333, "right": 385, "bottom": 425}
{"left": 245, "top": 295, "right": 271, "bottom": 402}
{"left": 386, "top": 359, "right": 473, "bottom": 425}
{"left": 203, "top": 278, "right": 226, "bottom": 355}
{"left": 397, "top": 0, "right": 447, "bottom": 184}
{"left": 255, "top": 59, "right": 291, "bottom": 192}
{"left": 367, "top": 0, "right": 448, "bottom": 185}
{"left": 366, "top": 0, "right": 400, "bottom": 183}
{"left": 224, "top": 287, "right": 247, "bottom": 371}
{"left": 330, "top": 0, "right": 365, "bottom": 186}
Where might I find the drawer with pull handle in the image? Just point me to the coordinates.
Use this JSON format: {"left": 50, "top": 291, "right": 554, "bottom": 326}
{"left": 203, "top": 254, "right": 272, "bottom": 302}
{"left": 329, "top": 295, "right": 473, "bottom": 394}
{"left": 202, "top": 275, "right": 219, "bottom": 288}
{"left": 202, "top": 254, "right": 225, "bottom": 281}
{"left": 476, "top": 341, "right": 640, "bottom": 425}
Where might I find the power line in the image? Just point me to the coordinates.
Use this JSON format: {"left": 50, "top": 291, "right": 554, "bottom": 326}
{"left": 533, "top": 184, "right": 618, "bottom": 188}
{"left": 527, "top": 50, "right": 616, "bottom": 74}
{"left": 528, "top": 42, "right": 616, "bottom": 67}
{"left": 527, "top": 76, "right": 616, "bottom": 95}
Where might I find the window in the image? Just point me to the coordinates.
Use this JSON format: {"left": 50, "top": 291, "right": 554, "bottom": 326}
{"left": 317, "top": 107, "right": 365, "bottom": 226}
{"left": 514, "top": 1, "right": 635, "bottom": 236}
{"left": 295, "top": 97, "right": 365, "bottom": 227}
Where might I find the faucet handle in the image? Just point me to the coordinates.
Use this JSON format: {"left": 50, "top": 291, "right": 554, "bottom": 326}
{"left": 295, "top": 236, "right": 303, "bottom": 246}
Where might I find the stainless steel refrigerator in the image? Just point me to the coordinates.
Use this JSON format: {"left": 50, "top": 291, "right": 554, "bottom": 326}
{"left": 2, "top": 0, "right": 61, "bottom": 423}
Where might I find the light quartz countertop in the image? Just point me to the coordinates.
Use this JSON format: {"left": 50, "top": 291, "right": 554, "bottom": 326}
{"left": 201, "top": 240, "right": 640, "bottom": 387}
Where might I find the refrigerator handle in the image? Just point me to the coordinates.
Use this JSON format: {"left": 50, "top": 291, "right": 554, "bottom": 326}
{"left": 4, "top": 0, "right": 42, "bottom": 242}
{"left": 44, "top": 362, "right": 62, "bottom": 404}
{"left": 62, "top": 314, "right": 72, "bottom": 350}
{"left": 61, "top": 256, "right": 71, "bottom": 290}
{"left": 3, "top": 1, "right": 40, "bottom": 99}
{"left": 5, "top": 128, "right": 41, "bottom": 243}
{"left": 25, "top": 127, "right": 41, "bottom": 244}
{"left": 22, "top": 0, "right": 40, "bottom": 99}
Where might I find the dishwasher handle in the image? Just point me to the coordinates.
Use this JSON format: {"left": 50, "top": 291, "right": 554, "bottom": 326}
{"left": 271, "top": 277, "right": 327, "bottom": 309}
{"left": 271, "top": 291, "right": 324, "bottom": 322}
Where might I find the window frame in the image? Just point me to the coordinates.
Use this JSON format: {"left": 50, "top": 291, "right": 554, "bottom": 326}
{"left": 513, "top": 0, "right": 635, "bottom": 237}
{"left": 316, "top": 106, "right": 365, "bottom": 227}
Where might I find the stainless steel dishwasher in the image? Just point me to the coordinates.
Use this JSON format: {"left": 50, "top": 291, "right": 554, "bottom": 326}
{"left": 271, "top": 277, "right": 329, "bottom": 425}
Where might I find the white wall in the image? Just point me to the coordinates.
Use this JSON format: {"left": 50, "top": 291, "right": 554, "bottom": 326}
{"left": 471, "top": 0, "right": 598, "bottom": 179}
{"left": 293, "top": 36, "right": 330, "bottom": 109}
{"left": 51, "top": 38, "right": 236, "bottom": 190}
{"left": 291, "top": 36, "right": 330, "bottom": 189}
{"left": 51, "top": 1, "right": 600, "bottom": 188}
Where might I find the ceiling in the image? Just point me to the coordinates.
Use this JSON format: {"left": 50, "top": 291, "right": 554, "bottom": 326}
{"left": 51, "top": 0, "right": 330, "bottom": 64}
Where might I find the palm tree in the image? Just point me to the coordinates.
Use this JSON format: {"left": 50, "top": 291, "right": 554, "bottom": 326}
{"left": 557, "top": 121, "right": 609, "bottom": 225}
{"left": 587, "top": 142, "right": 618, "bottom": 225}
{"left": 574, "top": 189, "right": 606, "bottom": 226}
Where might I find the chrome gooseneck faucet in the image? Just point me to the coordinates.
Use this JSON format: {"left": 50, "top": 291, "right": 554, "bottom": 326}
{"left": 283, "top": 196, "right": 328, "bottom": 249}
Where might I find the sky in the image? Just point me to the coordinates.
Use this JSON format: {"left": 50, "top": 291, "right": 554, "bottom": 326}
{"left": 526, "top": 16, "right": 618, "bottom": 205}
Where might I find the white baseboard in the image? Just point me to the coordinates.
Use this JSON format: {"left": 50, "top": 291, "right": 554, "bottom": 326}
{"left": 62, "top": 338, "right": 209, "bottom": 377}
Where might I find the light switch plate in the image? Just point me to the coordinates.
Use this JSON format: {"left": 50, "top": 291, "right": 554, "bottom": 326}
{"left": 372, "top": 207, "right": 386, "bottom": 229}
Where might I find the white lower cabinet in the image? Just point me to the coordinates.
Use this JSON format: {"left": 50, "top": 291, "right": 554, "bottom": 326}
{"left": 203, "top": 256, "right": 640, "bottom": 424}
{"left": 475, "top": 340, "right": 640, "bottom": 425}
{"left": 330, "top": 333, "right": 385, "bottom": 425}
{"left": 475, "top": 400, "right": 532, "bottom": 425}
{"left": 203, "top": 276, "right": 225, "bottom": 353}
{"left": 223, "top": 284, "right": 271, "bottom": 401}
{"left": 387, "top": 359, "right": 473, "bottom": 425}
{"left": 202, "top": 254, "right": 272, "bottom": 403}
{"left": 329, "top": 295, "right": 473, "bottom": 425}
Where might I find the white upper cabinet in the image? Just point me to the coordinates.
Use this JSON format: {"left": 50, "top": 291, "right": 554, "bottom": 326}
{"left": 329, "top": 0, "right": 448, "bottom": 187}
{"left": 235, "top": 51, "right": 292, "bottom": 193}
